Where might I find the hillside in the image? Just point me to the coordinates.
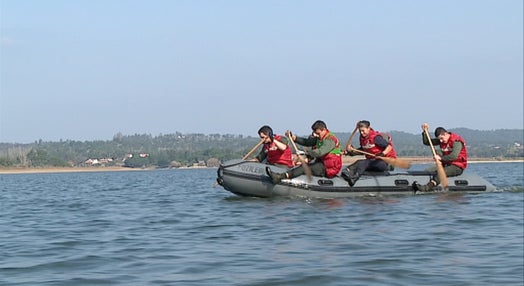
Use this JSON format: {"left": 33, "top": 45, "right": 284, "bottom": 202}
{"left": 0, "top": 128, "right": 522, "bottom": 168}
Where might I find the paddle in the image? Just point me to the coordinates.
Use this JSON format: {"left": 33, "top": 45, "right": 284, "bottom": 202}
{"left": 344, "top": 126, "right": 359, "bottom": 153}
{"left": 349, "top": 148, "right": 411, "bottom": 169}
{"left": 288, "top": 134, "right": 313, "bottom": 180}
{"left": 423, "top": 128, "right": 448, "bottom": 188}
{"left": 242, "top": 139, "right": 264, "bottom": 160}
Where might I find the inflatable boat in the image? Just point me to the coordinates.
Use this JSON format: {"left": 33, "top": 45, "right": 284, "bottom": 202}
{"left": 215, "top": 159, "right": 497, "bottom": 198}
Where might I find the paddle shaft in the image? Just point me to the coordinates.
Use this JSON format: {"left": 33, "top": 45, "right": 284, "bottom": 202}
{"left": 423, "top": 128, "right": 448, "bottom": 188}
{"left": 350, "top": 149, "right": 411, "bottom": 169}
{"left": 344, "top": 126, "right": 359, "bottom": 151}
{"left": 288, "top": 135, "right": 313, "bottom": 180}
{"left": 242, "top": 140, "right": 264, "bottom": 160}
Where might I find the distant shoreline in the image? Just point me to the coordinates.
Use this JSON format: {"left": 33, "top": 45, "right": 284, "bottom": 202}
{"left": 0, "top": 166, "right": 147, "bottom": 175}
{"left": 0, "top": 157, "right": 522, "bottom": 175}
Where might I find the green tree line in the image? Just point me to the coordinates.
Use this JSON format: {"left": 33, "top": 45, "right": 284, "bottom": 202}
{"left": 0, "top": 129, "right": 522, "bottom": 168}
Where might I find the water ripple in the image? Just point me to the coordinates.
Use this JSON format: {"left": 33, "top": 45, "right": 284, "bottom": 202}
{"left": 0, "top": 164, "right": 522, "bottom": 285}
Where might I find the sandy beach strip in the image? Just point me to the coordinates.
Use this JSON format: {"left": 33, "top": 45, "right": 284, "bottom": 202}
{"left": 0, "top": 166, "right": 145, "bottom": 175}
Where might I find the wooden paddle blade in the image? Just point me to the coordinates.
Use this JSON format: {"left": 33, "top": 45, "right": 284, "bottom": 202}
{"left": 381, "top": 157, "right": 411, "bottom": 169}
{"left": 436, "top": 161, "right": 448, "bottom": 188}
{"left": 349, "top": 148, "right": 411, "bottom": 170}
{"left": 423, "top": 128, "right": 448, "bottom": 188}
{"left": 298, "top": 155, "right": 313, "bottom": 181}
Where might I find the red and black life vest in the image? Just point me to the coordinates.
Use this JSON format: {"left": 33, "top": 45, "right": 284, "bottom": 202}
{"left": 263, "top": 134, "right": 294, "bottom": 168}
{"left": 440, "top": 133, "right": 468, "bottom": 170}
{"left": 360, "top": 129, "right": 397, "bottom": 159}
{"left": 315, "top": 130, "right": 342, "bottom": 178}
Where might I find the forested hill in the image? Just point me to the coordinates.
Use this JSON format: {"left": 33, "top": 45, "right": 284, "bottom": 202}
{"left": 0, "top": 128, "right": 522, "bottom": 168}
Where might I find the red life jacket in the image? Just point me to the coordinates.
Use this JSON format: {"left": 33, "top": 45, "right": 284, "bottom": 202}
{"left": 440, "top": 133, "right": 468, "bottom": 169}
{"left": 316, "top": 131, "right": 342, "bottom": 178}
{"left": 360, "top": 129, "right": 397, "bottom": 159}
{"left": 263, "top": 134, "right": 294, "bottom": 168}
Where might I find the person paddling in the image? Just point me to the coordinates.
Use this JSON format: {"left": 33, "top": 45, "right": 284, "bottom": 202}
{"left": 342, "top": 120, "right": 399, "bottom": 186}
{"left": 266, "top": 120, "right": 342, "bottom": 184}
{"left": 413, "top": 123, "right": 468, "bottom": 192}
{"left": 251, "top": 125, "right": 294, "bottom": 169}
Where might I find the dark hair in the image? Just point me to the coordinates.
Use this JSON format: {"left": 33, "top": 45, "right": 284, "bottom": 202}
{"left": 434, "top": 127, "right": 447, "bottom": 137}
{"left": 311, "top": 120, "right": 327, "bottom": 130}
{"left": 258, "top": 125, "right": 273, "bottom": 137}
{"left": 358, "top": 120, "right": 370, "bottom": 128}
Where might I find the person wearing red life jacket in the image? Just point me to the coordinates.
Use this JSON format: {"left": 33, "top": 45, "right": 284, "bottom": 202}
{"left": 414, "top": 123, "right": 468, "bottom": 192}
{"left": 266, "top": 120, "right": 342, "bottom": 184}
{"left": 342, "top": 120, "right": 398, "bottom": 186}
{"left": 253, "top": 125, "right": 294, "bottom": 169}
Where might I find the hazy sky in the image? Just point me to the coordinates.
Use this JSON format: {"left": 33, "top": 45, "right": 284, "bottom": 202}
{"left": 1, "top": 0, "right": 523, "bottom": 143}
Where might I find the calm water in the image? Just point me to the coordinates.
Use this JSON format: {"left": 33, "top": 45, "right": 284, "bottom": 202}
{"left": 1, "top": 162, "right": 523, "bottom": 286}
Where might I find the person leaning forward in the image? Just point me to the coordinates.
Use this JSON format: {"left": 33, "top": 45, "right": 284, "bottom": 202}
{"left": 342, "top": 120, "right": 398, "bottom": 186}
{"left": 414, "top": 123, "right": 468, "bottom": 192}
{"left": 252, "top": 125, "right": 294, "bottom": 169}
{"left": 266, "top": 120, "right": 342, "bottom": 184}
